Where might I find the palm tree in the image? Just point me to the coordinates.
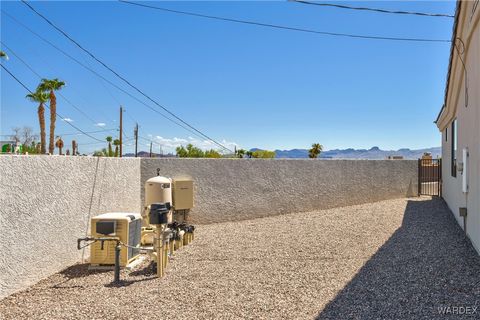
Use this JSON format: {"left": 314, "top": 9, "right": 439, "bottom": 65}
{"left": 38, "top": 78, "right": 65, "bottom": 154}
{"left": 0, "top": 51, "right": 8, "bottom": 60}
{"left": 72, "top": 140, "right": 77, "bottom": 155}
{"left": 113, "top": 139, "right": 120, "bottom": 157}
{"left": 308, "top": 143, "right": 323, "bottom": 159}
{"left": 55, "top": 136, "right": 64, "bottom": 155}
{"left": 26, "top": 90, "right": 49, "bottom": 154}
{"left": 106, "top": 136, "right": 113, "bottom": 157}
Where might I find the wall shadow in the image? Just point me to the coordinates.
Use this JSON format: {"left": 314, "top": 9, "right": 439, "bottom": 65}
{"left": 317, "top": 197, "right": 480, "bottom": 319}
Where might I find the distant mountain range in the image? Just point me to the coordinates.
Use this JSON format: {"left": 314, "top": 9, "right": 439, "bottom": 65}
{"left": 124, "top": 151, "right": 175, "bottom": 158}
{"left": 271, "top": 146, "right": 441, "bottom": 160}
{"left": 123, "top": 147, "right": 441, "bottom": 160}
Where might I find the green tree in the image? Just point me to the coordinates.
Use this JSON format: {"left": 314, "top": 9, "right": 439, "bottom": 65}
{"left": 93, "top": 148, "right": 108, "bottom": 157}
{"left": 24, "top": 141, "right": 40, "bottom": 154}
{"left": 0, "top": 51, "right": 8, "bottom": 60}
{"left": 245, "top": 151, "right": 253, "bottom": 158}
{"left": 175, "top": 145, "right": 188, "bottom": 157}
{"left": 113, "top": 139, "right": 120, "bottom": 157}
{"left": 308, "top": 143, "right": 323, "bottom": 159}
{"left": 176, "top": 144, "right": 204, "bottom": 158}
{"left": 236, "top": 149, "right": 246, "bottom": 158}
{"left": 106, "top": 136, "right": 113, "bottom": 157}
{"left": 26, "top": 90, "right": 49, "bottom": 154}
{"left": 175, "top": 144, "right": 221, "bottom": 158}
{"left": 252, "top": 150, "right": 275, "bottom": 159}
{"left": 205, "top": 149, "right": 221, "bottom": 158}
{"left": 37, "top": 78, "right": 65, "bottom": 154}
{"left": 186, "top": 144, "right": 204, "bottom": 157}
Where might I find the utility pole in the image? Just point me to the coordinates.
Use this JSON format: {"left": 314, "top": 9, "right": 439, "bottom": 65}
{"left": 134, "top": 123, "right": 138, "bottom": 157}
{"left": 119, "top": 106, "right": 123, "bottom": 158}
{"left": 149, "top": 141, "right": 153, "bottom": 158}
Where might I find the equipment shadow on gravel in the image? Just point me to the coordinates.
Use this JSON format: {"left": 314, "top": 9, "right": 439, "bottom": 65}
{"left": 50, "top": 263, "right": 112, "bottom": 289}
{"left": 316, "top": 197, "right": 480, "bottom": 320}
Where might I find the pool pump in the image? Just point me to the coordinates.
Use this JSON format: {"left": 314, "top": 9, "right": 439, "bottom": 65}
{"left": 77, "top": 171, "right": 195, "bottom": 282}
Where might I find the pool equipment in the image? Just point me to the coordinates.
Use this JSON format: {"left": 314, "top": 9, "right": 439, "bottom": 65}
{"left": 148, "top": 202, "right": 170, "bottom": 277}
{"left": 78, "top": 172, "right": 195, "bottom": 281}
{"left": 89, "top": 213, "right": 142, "bottom": 267}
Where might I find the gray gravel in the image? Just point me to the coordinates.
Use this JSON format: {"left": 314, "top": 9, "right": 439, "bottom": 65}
{"left": 1, "top": 197, "right": 479, "bottom": 320}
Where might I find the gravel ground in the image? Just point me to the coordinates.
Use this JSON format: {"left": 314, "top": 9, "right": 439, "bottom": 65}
{"left": 1, "top": 197, "right": 479, "bottom": 320}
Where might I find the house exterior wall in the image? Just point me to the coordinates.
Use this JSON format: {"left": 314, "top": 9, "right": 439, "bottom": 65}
{"left": 437, "top": 1, "right": 480, "bottom": 253}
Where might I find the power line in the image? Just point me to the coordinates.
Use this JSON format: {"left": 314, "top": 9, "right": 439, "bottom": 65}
{"left": 123, "top": 108, "right": 138, "bottom": 126}
{"left": 10, "top": 37, "right": 113, "bottom": 124}
{"left": 290, "top": 0, "right": 454, "bottom": 18}
{"left": 78, "top": 141, "right": 108, "bottom": 146}
{"left": 58, "top": 128, "right": 118, "bottom": 136}
{"left": 1, "top": 63, "right": 104, "bottom": 142}
{"left": 138, "top": 135, "right": 162, "bottom": 146}
{"left": 125, "top": 109, "right": 137, "bottom": 124}
{"left": 118, "top": 0, "right": 451, "bottom": 43}
{"left": 21, "top": 0, "right": 234, "bottom": 153}
{"left": 2, "top": 9, "right": 211, "bottom": 144}
{"left": 0, "top": 41, "right": 100, "bottom": 125}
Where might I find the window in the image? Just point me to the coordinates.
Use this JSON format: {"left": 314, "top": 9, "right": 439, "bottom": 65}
{"left": 445, "top": 127, "right": 448, "bottom": 142}
{"left": 451, "top": 119, "right": 457, "bottom": 177}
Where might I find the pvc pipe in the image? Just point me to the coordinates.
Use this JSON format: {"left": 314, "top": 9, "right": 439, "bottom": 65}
{"left": 163, "top": 239, "right": 169, "bottom": 269}
{"left": 156, "top": 226, "right": 164, "bottom": 278}
{"left": 114, "top": 242, "right": 121, "bottom": 283}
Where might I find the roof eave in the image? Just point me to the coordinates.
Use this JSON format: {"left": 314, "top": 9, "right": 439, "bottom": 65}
{"left": 435, "top": 0, "right": 462, "bottom": 127}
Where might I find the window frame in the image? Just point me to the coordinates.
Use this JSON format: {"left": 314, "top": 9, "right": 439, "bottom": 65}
{"left": 451, "top": 119, "right": 457, "bottom": 177}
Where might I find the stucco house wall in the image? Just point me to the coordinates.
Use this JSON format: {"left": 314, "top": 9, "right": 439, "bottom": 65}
{"left": 437, "top": 1, "right": 480, "bottom": 253}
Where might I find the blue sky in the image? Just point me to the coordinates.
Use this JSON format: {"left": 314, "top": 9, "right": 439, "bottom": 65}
{"left": 1, "top": 1, "right": 456, "bottom": 154}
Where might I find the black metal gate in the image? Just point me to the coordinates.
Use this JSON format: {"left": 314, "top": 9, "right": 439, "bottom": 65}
{"left": 418, "top": 158, "right": 442, "bottom": 196}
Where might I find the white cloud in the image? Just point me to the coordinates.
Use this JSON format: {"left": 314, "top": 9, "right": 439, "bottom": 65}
{"left": 95, "top": 122, "right": 106, "bottom": 127}
{"left": 63, "top": 118, "right": 73, "bottom": 122}
{"left": 153, "top": 135, "right": 238, "bottom": 153}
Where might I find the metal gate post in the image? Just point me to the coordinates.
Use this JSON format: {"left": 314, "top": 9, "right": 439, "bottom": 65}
{"left": 418, "top": 159, "right": 421, "bottom": 196}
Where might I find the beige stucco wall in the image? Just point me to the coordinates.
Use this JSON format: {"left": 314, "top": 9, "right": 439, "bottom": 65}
{"left": 141, "top": 159, "right": 418, "bottom": 224}
{"left": 438, "top": 1, "right": 480, "bottom": 253}
{"left": 0, "top": 156, "right": 142, "bottom": 300}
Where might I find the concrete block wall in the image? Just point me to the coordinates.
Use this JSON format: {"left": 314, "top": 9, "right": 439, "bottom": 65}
{"left": 141, "top": 159, "right": 418, "bottom": 224}
{"left": 0, "top": 156, "right": 141, "bottom": 300}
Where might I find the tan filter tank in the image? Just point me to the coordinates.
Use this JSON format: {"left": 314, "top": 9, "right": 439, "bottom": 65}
{"left": 144, "top": 176, "right": 173, "bottom": 225}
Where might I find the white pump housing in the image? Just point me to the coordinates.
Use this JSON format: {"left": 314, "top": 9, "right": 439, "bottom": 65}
{"left": 144, "top": 176, "right": 173, "bottom": 224}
